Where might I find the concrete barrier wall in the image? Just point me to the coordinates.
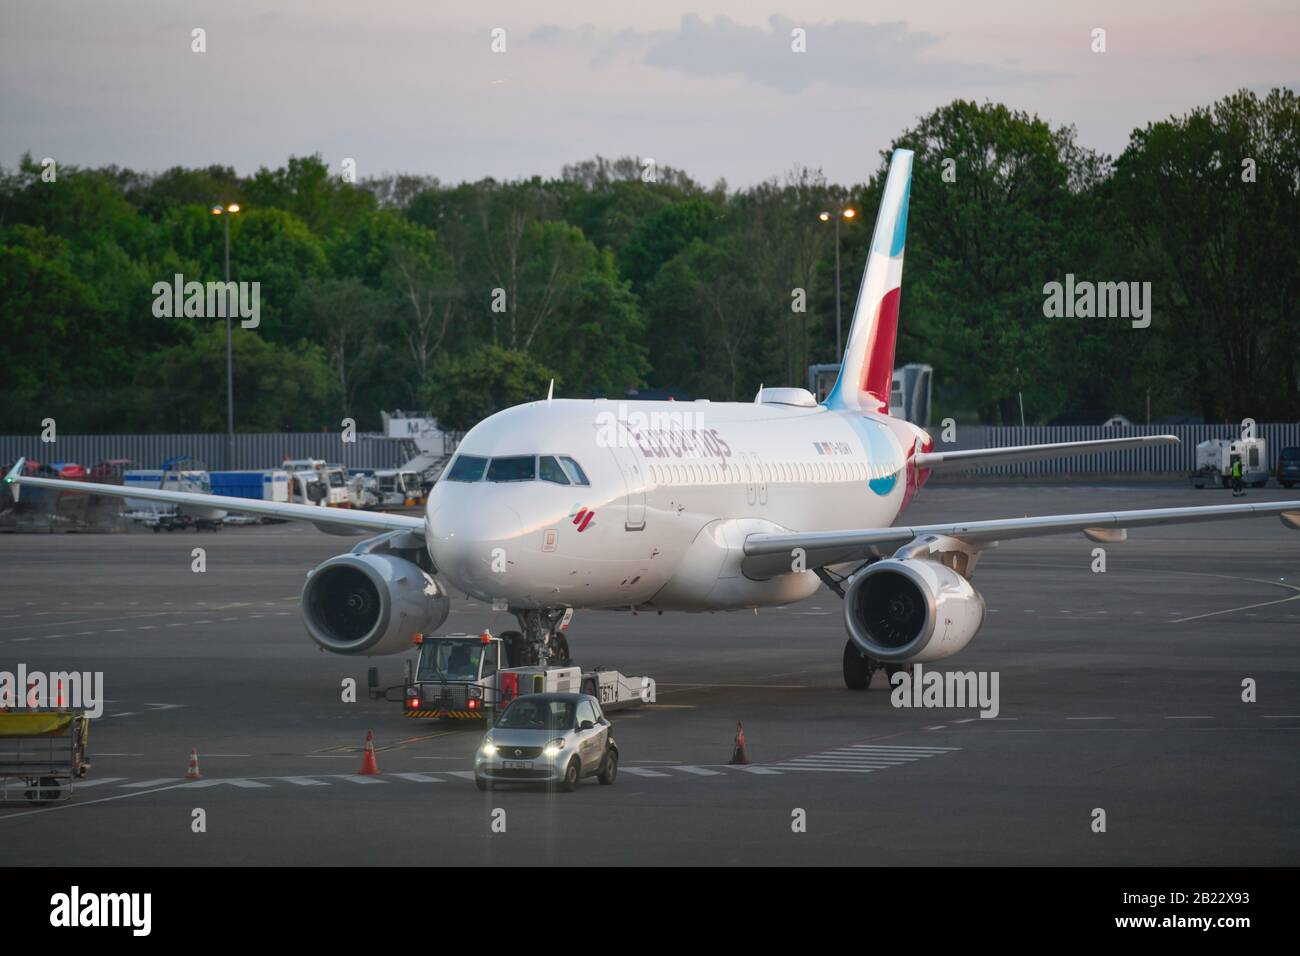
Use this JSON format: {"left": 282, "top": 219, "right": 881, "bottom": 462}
{"left": 0, "top": 433, "right": 410, "bottom": 472}
{"left": 930, "top": 423, "right": 1300, "bottom": 475}
{"left": 3, "top": 423, "right": 1299, "bottom": 477}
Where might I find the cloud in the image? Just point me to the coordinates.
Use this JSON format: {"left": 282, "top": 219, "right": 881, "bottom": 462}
{"left": 530, "top": 14, "right": 1044, "bottom": 92}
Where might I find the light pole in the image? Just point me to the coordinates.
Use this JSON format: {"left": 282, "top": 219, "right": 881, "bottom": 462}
{"left": 210, "top": 203, "right": 241, "bottom": 468}
{"left": 818, "top": 206, "right": 857, "bottom": 360}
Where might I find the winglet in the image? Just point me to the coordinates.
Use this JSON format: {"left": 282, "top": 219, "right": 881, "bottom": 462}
{"left": 547, "top": 379, "right": 554, "bottom": 405}
{"left": 4, "top": 457, "right": 25, "bottom": 502}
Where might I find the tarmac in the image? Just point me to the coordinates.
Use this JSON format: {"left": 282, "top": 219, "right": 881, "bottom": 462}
{"left": 1, "top": 481, "right": 1297, "bottom": 865}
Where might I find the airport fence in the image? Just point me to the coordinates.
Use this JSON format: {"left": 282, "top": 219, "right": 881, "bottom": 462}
{"left": 932, "top": 423, "right": 1300, "bottom": 476}
{"left": 0, "top": 433, "right": 411, "bottom": 472}
{"left": 2, "top": 423, "right": 1299, "bottom": 478}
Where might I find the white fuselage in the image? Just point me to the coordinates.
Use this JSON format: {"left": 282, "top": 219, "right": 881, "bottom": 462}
{"left": 424, "top": 398, "right": 928, "bottom": 612}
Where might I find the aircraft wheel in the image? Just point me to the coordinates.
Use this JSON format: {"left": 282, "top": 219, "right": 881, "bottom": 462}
{"left": 842, "top": 640, "right": 878, "bottom": 690}
{"left": 549, "top": 631, "right": 571, "bottom": 665}
{"left": 499, "top": 630, "right": 525, "bottom": 667}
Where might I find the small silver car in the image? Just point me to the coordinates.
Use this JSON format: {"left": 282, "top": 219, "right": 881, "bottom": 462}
{"left": 475, "top": 692, "right": 618, "bottom": 791}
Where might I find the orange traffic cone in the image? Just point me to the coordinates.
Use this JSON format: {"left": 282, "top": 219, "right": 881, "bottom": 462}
{"left": 185, "top": 748, "right": 202, "bottom": 780}
{"left": 358, "top": 730, "right": 380, "bottom": 775}
{"left": 729, "top": 722, "right": 751, "bottom": 765}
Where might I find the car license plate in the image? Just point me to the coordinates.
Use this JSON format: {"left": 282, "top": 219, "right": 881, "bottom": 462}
{"left": 503, "top": 760, "right": 532, "bottom": 770}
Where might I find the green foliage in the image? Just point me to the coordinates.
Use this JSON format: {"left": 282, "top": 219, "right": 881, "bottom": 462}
{"left": 426, "top": 345, "right": 557, "bottom": 431}
{"left": 144, "top": 324, "right": 337, "bottom": 432}
{"left": 2, "top": 91, "right": 1297, "bottom": 438}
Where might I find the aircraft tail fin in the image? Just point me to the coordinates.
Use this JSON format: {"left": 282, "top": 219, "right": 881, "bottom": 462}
{"left": 824, "top": 148, "right": 912, "bottom": 414}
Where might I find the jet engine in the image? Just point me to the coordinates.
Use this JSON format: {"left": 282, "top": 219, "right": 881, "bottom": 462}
{"left": 843, "top": 558, "right": 985, "bottom": 663}
{"left": 302, "top": 553, "right": 449, "bottom": 655}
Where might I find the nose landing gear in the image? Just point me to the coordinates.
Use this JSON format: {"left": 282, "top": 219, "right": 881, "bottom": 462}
{"left": 842, "top": 640, "right": 906, "bottom": 690}
{"left": 507, "top": 608, "right": 573, "bottom": 666}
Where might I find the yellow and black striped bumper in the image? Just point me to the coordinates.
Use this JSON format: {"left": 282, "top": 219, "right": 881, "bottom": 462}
{"left": 404, "top": 710, "right": 485, "bottom": 720}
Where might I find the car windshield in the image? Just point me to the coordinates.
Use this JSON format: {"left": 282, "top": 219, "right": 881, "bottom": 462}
{"left": 495, "top": 698, "right": 575, "bottom": 731}
{"left": 444, "top": 455, "right": 488, "bottom": 482}
{"left": 1283, "top": 448, "right": 1300, "bottom": 461}
{"left": 417, "top": 640, "right": 483, "bottom": 681}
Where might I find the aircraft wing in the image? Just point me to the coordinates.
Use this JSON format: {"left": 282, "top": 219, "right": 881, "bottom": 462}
{"left": 4, "top": 459, "right": 425, "bottom": 535}
{"left": 913, "top": 435, "right": 1179, "bottom": 473}
{"left": 741, "top": 499, "right": 1300, "bottom": 579}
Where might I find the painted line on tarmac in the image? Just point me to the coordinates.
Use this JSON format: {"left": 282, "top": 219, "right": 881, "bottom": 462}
{"left": 1169, "top": 579, "right": 1300, "bottom": 623}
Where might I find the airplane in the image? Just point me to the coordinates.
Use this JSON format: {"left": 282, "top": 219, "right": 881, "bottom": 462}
{"left": 8, "top": 149, "right": 1300, "bottom": 689}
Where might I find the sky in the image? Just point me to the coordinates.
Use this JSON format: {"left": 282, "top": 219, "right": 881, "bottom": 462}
{"left": 1, "top": 0, "right": 1296, "bottom": 188}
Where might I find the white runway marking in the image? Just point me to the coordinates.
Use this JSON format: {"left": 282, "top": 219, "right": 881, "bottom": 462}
{"left": 68, "top": 777, "right": 129, "bottom": 789}
{"left": 121, "top": 778, "right": 183, "bottom": 788}
{"left": 769, "top": 744, "right": 958, "bottom": 774}
{"left": 178, "top": 778, "right": 271, "bottom": 789}
{"left": 1170, "top": 578, "right": 1300, "bottom": 623}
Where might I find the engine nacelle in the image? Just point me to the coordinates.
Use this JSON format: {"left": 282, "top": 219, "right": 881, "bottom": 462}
{"left": 843, "top": 558, "right": 985, "bottom": 663}
{"left": 302, "top": 553, "right": 449, "bottom": 656}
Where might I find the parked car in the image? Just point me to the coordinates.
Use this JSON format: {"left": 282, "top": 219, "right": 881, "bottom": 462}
{"left": 1278, "top": 447, "right": 1300, "bottom": 489}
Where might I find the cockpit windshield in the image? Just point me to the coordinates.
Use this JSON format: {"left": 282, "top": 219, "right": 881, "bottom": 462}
{"left": 442, "top": 454, "right": 590, "bottom": 486}
{"left": 539, "top": 456, "right": 569, "bottom": 484}
{"left": 444, "top": 455, "right": 488, "bottom": 482}
{"left": 559, "top": 457, "right": 589, "bottom": 485}
{"left": 487, "top": 456, "right": 536, "bottom": 482}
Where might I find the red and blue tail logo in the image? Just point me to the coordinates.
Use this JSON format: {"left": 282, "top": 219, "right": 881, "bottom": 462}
{"left": 824, "top": 149, "right": 912, "bottom": 415}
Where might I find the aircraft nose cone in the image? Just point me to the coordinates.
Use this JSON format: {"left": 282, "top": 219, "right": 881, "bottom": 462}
{"left": 427, "top": 500, "right": 523, "bottom": 595}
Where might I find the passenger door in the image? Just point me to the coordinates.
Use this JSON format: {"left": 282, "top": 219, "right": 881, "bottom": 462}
{"left": 608, "top": 443, "right": 647, "bottom": 530}
{"left": 576, "top": 700, "right": 604, "bottom": 772}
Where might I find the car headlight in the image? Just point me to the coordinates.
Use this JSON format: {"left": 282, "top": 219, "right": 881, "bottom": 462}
{"left": 481, "top": 739, "right": 497, "bottom": 756}
{"left": 543, "top": 738, "right": 566, "bottom": 758}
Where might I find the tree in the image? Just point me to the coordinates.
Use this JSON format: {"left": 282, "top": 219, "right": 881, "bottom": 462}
{"left": 870, "top": 100, "right": 1103, "bottom": 423}
{"left": 144, "top": 324, "right": 337, "bottom": 432}
{"left": 288, "top": 278, "right": 387, "bottom": 422}
{"left": 426, "top": 344, "right": 556, "bottom": 431}
{"left": 1111, "top": 88, "right": 1300, "bottom": 421}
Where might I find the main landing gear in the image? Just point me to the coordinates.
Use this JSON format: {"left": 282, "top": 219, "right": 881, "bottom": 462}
{"left": 500, "top": 608, "right": 572, "bottom": 667}
{"left": 842, "top": 640, "right": 905, "bottom": 690}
